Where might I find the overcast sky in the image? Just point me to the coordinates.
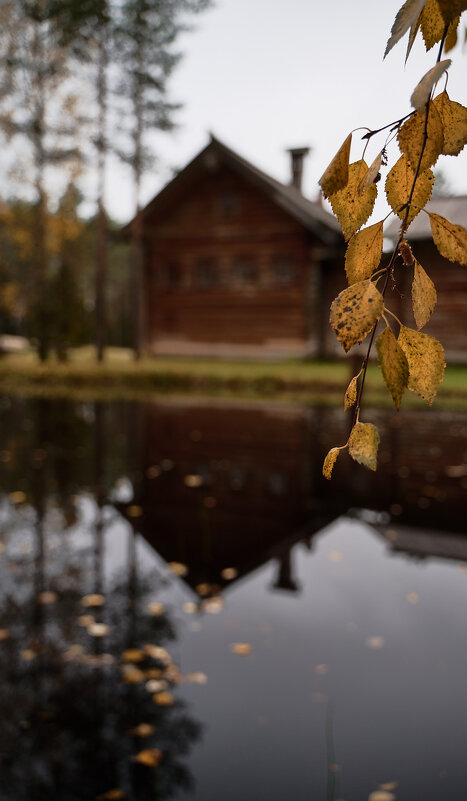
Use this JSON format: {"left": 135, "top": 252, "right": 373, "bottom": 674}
{"left": 107, "top": 0, "right": 467, "bottom": 223}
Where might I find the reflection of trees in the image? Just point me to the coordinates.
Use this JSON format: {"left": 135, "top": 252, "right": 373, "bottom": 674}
{"left": 0, "top": 399, "right": 201, "bottom": 800}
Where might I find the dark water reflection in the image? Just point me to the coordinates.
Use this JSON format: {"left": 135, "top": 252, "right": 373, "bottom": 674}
{"left": 0, "top": 396, "right": 466, "bottom": 800}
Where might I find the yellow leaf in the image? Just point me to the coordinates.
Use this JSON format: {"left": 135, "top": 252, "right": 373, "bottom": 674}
{"left": 129, "top": 723, "right": 156, "bottom": 738}
{"left": 97, "top": 790, "right": 126, "bottom": 801}
{"left": 384, "top": 0, "right": 428, "bottom": 58}
{"left": 358, "top": 151, "right": 383, "bottom": 193}
{"left": 230, "top": 642, "right": 252, "bottom": 655}
{"left": 435, "top": 0, "right": 467, "bottom": 22}
{"left": 444, "top": 15, "right": 460, "bottom": 51}
{"left": 398, "top": 325, "right": 445, "bottom": 404}
{"left": 385, "top": 155, "right": 434, "bottom": 224}
{"left": 432, "top": 91, "right": 467, "bottom": 156}
{"left": 152, "top": 691, "right": 175, "bottom": 706}
{"left": 87, "top": 623, "right": 110, "bottom": 637}
{"left": 345, "top": 221, "right": 384, "bottom": 285}
{"left": 122, "top": 649, "right": 146, "bottom": 663}
{"left": 348, "top": 422, "right": 380, "bottom": 471}
{"left": 420, "top": 0, "right": 447, "bottom": 49}
{"left": 429, "top": 213, "right": 467, "bottom": 264}
{"left": 376, "top": 327, "right": 409, "bottom": 409}
{"left": 319, "top": 134, "right": 352, "bottom": 198}
{"left": 329, "top": 160, "right": 377, "bottom": 241}
{"left": 368, "top": 793, "right": 395, "bottom": 801}
{"left": 397, "top": 104, "right": 444, "bottom": 173}
{"left": 168, "top": 561, "right": 188, "bottom": 576}
{"left": 329, "top": 279, "right": 384, "bottom": 353}
{"left": 322, "top": 447, "right": 340, "bottom": 480}
{"left": 81, "top": 593, "right": 105, "bottom": 607}
{"left": 412, "top": 259, "right": 437, "bottom": 328}
{"left": 131, "top": 748, "right": 163, "bottom": 767}
{"left": 410, "top": 59, "right": 451, "bottom": 110}
{"left": 344, "top": 375, "right": 359, "bottom": 409}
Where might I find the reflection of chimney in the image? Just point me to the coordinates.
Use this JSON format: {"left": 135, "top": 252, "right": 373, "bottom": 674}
{"left": 272, "top": 548, "right": 300, "bottom": 593}
{"left": 287, "top": 147, "right": 310, "bottom": 193}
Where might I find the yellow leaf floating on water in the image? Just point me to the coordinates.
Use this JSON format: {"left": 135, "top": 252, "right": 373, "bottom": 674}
{"left": 322, "top": 448, "right": 340, "bottom": 481}
{"left": 230, "top": 643, "right": 252, "bottom": 655}
{"left": 330, "top": 279, "right": 384, "bottom": 353}
{"left": 319, "top": 133, "right": 352, "bottom": 198}
{"left": 81, "top": 593, "right": 105, "bottom": 608}
{"left": 398, "top": 104, "right": 444, "bottom": 173}
{"left": 344, "top": 375, "right": 359, "bottom": 409}
{"left": 368, "top": 792, "right": 395, "bottom": 801}
{"left": 384, "top": 0, "right": 427, "bottom": 58}
{"left": 87, "top": 623, "right": 110, "bottom": 638}
{"left": 152, "top": 691, "right": 174, "bottom": 706}
{"left": 365, "top": 636, "right": 385, "bottom": 649}
{"left": 168, "top": 561, "right": 188, "bottom": 577}
{"left": 21, "top": 649, "right": 37, "bottom": 662}
{"left": 406, "top": 591, "right": 420, "bottom": 603}
{"left": 147, "top": 602, "right": 165, "bottom": 616}
{"left": 9, "top": 491, "right": 26, "bottom": 504}
{"left": 433, "top": 91, "right": 467, "bottom": 156}
{"left": 410, "top": 59, "right": 451, "bottom": 110}
{"left": 345, "top": 221, "right": 383, "bottom": 285}
{"left": 376, "top": 327, "right": 409, "bottom": 410}
{"left": 221, "top": 567, "right": 238, "bottom": 581}
{"left": 398, "top": 325, "right": 445, "bottom": 405}
{"left": 129, "top": 723, "right": 156, "bottom": 738}
{"left": 412, "top": 259, "right": 437, "bottom": 329}
{"left": 131, "top": 748, "right": 163, "bottom": 767}
{"left": 126, "top": 505, "right": 143, "bottom": 518}
{"left": 385, "top": 154, "right": 434, "bottom": 224}
{"left": 0, "top": 629, "right": 10, "bottom": 641}
{"left": 97, "top": 790, "right": 126, "bottom": 801}
{"left": 429, "top": 213, "right": 467, "bottom": 265}
{"left": 329, "top": 160, "right": 377, "bottom": 240}
{"left": 122, "top": 649, "right": 146, "bottom": 663}
{"left": 185, "top": 671, "right": 208, "bottom": 684}
{"left": 349, "top": 422, "right": 380, "bottom": 471}
{"left": 36, "top": 591, "right": 58, "bottom": 605}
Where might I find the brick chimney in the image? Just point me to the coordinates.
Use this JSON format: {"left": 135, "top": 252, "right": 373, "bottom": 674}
{"left": 287, "top": 146, "right": 310, "bottom": 193}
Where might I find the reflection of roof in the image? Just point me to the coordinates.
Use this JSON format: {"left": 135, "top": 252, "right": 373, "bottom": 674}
{"left": 385, "top": 195, "right": 467, "bottom": 240}
{"left": 377, "top": 523, "right": 467, "bottom": 564}
{"left": 136, "top": 134, "right": 342, "bottom": 245}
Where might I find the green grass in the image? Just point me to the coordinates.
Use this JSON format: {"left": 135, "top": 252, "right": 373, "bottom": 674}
{"left": 1, "top": 345, "right": 467, "bottom": 407}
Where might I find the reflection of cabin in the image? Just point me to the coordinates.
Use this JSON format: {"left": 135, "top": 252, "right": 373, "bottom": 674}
{"left": 386, "top": 196, "right": 467, "bottom": 362}
{"left": 136, "top": 135, "right": 344, "bottom": 359}
{"left": 116, "top": 399, "right": 467, "bottom": 597}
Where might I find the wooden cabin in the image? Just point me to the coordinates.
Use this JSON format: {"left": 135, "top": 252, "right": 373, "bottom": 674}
{"left": 137, "top": 135, "right": 344, "bottom": 359}
{"left": 386, "top": 195, "right": 467, "bottom": 363}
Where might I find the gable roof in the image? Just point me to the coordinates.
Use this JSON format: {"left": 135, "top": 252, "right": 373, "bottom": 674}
{"left": 385, "top": 195, "right": 467, "bottom": 240}
{"left": 138, "top": 134, "right": 343, "bottom": 246}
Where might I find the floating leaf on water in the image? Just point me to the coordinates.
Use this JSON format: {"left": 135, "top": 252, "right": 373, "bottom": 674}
{"left": 221, "top": 567, "right": 238, "bottom": 581}
{"left": 202, "top": 597, "right": 224, "bottom": 614}
{"left": 379, "top": 782, "right": 398, "bottom": 791}
{"left": 185, "top": 672, "right": 208, "bottom": 685}
{"left": 406, "top": 591, "right": 420, "bottom": 603}
{"left": 368, "top": 792, "right": 396, "bottom": 801}
{"left": 78, "top": 614, "right": 95, "bottom": 627}
{"left": 146, "top": 465, "right": 161, "bottom": 479}
{"left": 168, "top": 562, "right": 188, "bottom": 577}
{"left": 182, "top": 602, "right": 198, "bottom": 614}
{"left": 87, "top": 623, "right": 110, "bottom": 638}
{"left": 122, "top": 665, "right": 146, "bottom": 684}
{"left": 327, "top": 550, "right": 343, "bottom": 563}
{"left": 97, "top": 790, "right": 126, "bottom": 801}
{"left": 0, "top": 629, "right": 10, "bottom": 641}
{"left": 126, "top": 505, "right": 143, "bottom": 518}
{"left": 81, "top": 593, "right": 105, "bottom": 608}
{"left": 203, "top": 496, "right": 217, "bottom": 508}
{"left": 143, "top": 645, "right": 171, "bottom": 663}
{"left": 184, "top": 474, "right": 203, "bottom": 488}
{"left": 365, "top": 636, "right": 385, "bottom": 649}
{"left": 122, "top": 649, "right": 146, "bottom": 663}
{"left": 314, "top": 664, "right": 328, "bottom": 675}
{"left": 129, "top": 723, "right": 156, "bottom": 738}
{"left": 152, "top": 691, "right": 174, "bottom": 707}
{"left": 21, "top": 649, "right": 37, "bottom": 662}
{"left": 147, "top": 602, "right": 165, "bottom": 616}
{"left": 36, "top": 591, "right": 58, "bottom": 605}
{"left": 145, "top": 679, "right": 168, "bottom": 693}
{"left": 145, "top": 668, "right": 163, "bottom": 679}
{"left": 131, "top": 748, "right": 163, "bottom": 767}
{"left": 9, "top": 491, "right": 27, "bottom": 504}
{"left": 230, "top": 643, "right": 252, "bottom": 655}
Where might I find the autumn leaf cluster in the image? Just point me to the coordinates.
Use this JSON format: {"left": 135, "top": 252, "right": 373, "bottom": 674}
{"left": 320, "top": 0, "right": 467, "bottom": 479}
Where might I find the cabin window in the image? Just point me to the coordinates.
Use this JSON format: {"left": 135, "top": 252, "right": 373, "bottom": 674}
{"left": 218, "top": 191, "right": 238, "bottom": 216}
{"left": 158, "top": 260, "right": 182, "bottom": 290}
{"left": 194, "top": 257, "right": 220, "bottom": 288}
{"left": 230, "top": 257, "right": 257, "bottom": 286}
{"left": 270, "top": 255, "right": 299, "bottom": 286}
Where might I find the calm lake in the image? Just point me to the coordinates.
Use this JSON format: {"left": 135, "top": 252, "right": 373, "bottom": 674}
{"left": 0, "top": 395, "right": 466, "bottom": 801}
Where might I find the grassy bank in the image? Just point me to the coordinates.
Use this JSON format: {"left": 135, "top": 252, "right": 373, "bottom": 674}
{"left": 1, "top": 346, "right": 467, "bottom": 407}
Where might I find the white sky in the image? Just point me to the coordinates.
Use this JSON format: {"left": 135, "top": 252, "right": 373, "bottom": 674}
{"left": 106, "top": 0, "right": 467, "bottom": 224}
